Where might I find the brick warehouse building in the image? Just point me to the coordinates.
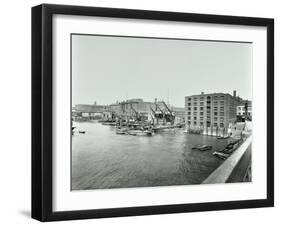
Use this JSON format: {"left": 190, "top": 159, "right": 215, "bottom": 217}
{"left": 185, "top": 91, "right": 241, "bottom": 135}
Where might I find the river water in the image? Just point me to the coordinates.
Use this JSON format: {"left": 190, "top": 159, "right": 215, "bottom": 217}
{"left": 72, "top": 121, "right": 229, "bottom": 190}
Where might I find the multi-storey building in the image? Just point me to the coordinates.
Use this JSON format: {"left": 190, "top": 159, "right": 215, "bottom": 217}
{"left": 185, "top": 91, "right": 240, "bottom": 131}
{"left": 237, "top": 100, "right": 252, "bottom": 117}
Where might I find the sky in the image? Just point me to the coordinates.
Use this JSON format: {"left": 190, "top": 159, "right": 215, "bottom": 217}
{"left": 72, "top": 34, "right": 252, "bottom": 108}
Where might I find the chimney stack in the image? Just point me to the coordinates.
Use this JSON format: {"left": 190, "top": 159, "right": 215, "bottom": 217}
{"left": 233, "top": 90, "right": 237, "bottom": 97}
{"left": 201, "top": 92, "right": 204, "bottom": 95}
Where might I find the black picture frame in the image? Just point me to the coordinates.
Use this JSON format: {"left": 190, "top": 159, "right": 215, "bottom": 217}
{"left": 32, "top": 4, "right": 274, "bottom": 222}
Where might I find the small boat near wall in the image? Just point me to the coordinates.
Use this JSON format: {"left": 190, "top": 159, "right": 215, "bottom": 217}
{"left": 192, "top": 144, "right": 212, "bottom": 151}
{"left": 213, "top": 139, "right": 242, "bottom": 160}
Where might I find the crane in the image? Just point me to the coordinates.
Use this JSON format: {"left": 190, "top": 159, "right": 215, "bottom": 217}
{"left": 161, "top": 101, "right": 175, "bottom": 124}
{"left": 130, "top": 103, "right": 141, "bottom": 121}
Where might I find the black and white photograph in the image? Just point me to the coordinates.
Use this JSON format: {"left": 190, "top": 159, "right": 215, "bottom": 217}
{"left": 71, "top": 34, "right": 253, "bottom": 190}
{"left": 29, "top": 3, "right": 274, "bottom": 222}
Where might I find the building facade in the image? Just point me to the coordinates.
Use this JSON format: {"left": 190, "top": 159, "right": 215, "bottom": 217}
{"left": 171, "top": 106, "right": 186, "bottom": 124}
{"left": 73, "top": 104, "right": 109, "bottom": 120}
{"left": 75, "top": 104, "right": 108, "bottom": 113}
{"left": 185, "top": 91, "right": 240, "bottom": 132}
{"left": 237, "top": 100, "right": 252, "bottom": 117}
{"left": 109, "top": 99, "right": 155, "bottom": 120}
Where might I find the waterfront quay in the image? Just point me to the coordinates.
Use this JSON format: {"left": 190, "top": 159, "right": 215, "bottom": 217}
{"left": 71, "top": 121, "right": 250, "bottom": 190}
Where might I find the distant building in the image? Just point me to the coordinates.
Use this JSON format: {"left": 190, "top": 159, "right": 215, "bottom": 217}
{"left": 73, "top": 98, "right": 185, "bottom": 124}
{"left": 237, "top": 100, "right": 252, "bottom": 117}
{"left": 185, "top": 91, "right": 240, "bottom": 131}
{"left": 74, "top": 104, "right": 108, "bottom": 120}
{"left": 171, "top": 106, "right": 186, "bottom": 123}
{"left": 75, "top": 104, "right": 108, "bottom": 113}
{"left": 108, "top": 98, "right": 185, "bottom": 124}
{"left": 109, "top": 99, "right": 154, "bottom": 121}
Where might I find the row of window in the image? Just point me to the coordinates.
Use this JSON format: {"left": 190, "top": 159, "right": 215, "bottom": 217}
{"left": 213, "top": 101, "right": 225, "bottom": 105}
{"left": 187, "top": 116, "right": 224, "bottom": 121}
{"left": 238, "top": 112, "right": 252, "bottom": 116}
{"left": 187, "top": 106, "right": 224, "bottom": 111}
{"left": 187, "top": 97, "right": 205, "bottom": 101}
{"left": 213, "top": 96, "right": 225, "bottom": 100}
{"left": 187, "top": 121, "right": 225, "bottom": 127}
{"left": 187, "top": 102, "right": 205, "bottom": 106}
{"left": 214, "top": 112, "right": 225, "bottom": 116}
{"left": 187, "top": 100, "right": 225, "bottom": 106}
{"left": 187, "top": 96, "right": 225, "bottom": 102}
{"left": 187, "top": 111, "right": 225, "bottom": 116}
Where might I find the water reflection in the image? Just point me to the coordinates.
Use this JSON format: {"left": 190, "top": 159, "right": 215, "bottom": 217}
{"left": 72, "top": 121, "right": 229, "bottom": 190}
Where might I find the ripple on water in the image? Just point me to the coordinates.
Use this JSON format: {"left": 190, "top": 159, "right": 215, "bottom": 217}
{"left": 71, "top": 122, "right": 229, "bottom": 190}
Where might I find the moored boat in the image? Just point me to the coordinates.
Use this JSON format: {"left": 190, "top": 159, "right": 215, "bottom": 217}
{"left": 192, "top": 144, "right": 212, "bottom": 151}
{"left": 116, "top": 128, "right": 129, "bottom": 135}
{"left": 127, "top": 129, "right": 154, "bottom": 136}
{"left": 102, "top": 122, "right": 117, "bottom": 126}
{"left": 213, "top": 151, "right": 229, "bottom": 160}
{"left": 213, "top": 139, "right": 242, "bottom": 159}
